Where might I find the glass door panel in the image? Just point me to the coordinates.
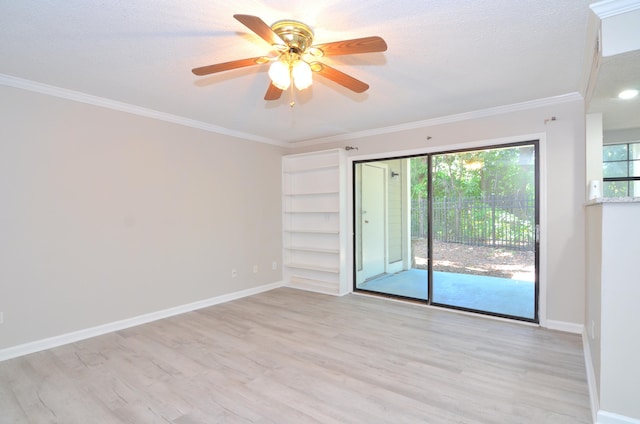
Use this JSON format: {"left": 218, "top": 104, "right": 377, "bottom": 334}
{"left": 430, "top": 145, "right": 537, "bottom": 319}
{"left": 354, "top": 158, "right": 428, "bottom": 300}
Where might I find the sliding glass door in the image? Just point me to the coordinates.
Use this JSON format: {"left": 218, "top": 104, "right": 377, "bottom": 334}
{"left": 430, "top": 144, "right": 537, "bottom": 319}
{"left": 354, "top": 142, "right": 538, "bottom": 322}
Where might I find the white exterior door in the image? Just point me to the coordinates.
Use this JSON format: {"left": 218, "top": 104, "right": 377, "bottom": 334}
{"left": 361, "top": 164, "right": 386, "bottom": 281}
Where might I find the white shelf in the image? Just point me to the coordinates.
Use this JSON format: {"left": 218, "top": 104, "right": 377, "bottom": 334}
{"left": 286, "top": 275, "right": 341, "bottom": 295}
{"left": 286, "top": 263, "right": 340, "bottom": 274}
{"left": 284, "top": 246, "right": 340, "bottom": 254}
{"left": 284, "top": 228, "right": 339, "bottom": 234}
{"left": 283, "top": 191, "right": 339, "bottom": 196}
{"left": 284, "top": 164, "right": 339, "bottom": 174}
{"left": 284, "top": 210, "right": 340, "bottom": 214}
{"left": 282, "top": 149, "right": 347, "bottom": 296}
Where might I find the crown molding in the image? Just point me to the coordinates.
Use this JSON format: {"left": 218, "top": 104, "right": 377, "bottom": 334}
{"left": 590, "top": 0, "right": 640, "bottom": 19}
{"left": 1, "top": 73, "right": 584, "bottom": 150}
{"left": 294, "top": 92, "right": 584, "bottom": 148}
{"left": 0, "top": 74, "right": 287, "bottom": 147}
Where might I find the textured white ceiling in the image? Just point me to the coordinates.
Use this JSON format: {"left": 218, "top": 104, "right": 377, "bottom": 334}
{"left": 0, "top": 1, "right": 596, "bottom": 144}
{"left": 589, "top": 50, "right": 640, "bottom": 131}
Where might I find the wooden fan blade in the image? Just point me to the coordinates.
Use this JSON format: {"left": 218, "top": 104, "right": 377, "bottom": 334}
{"left": 234, "top": 14, "right": 284, "bottom": 46}
{"left": 314, "top": 63, "right": 369, "bottom": 93}
{"left": 264, "top": 82, "right": 283, "bottom": 100}
{"left": 192, "top": 57, "right": 267, "bottom": 76}
{"left": 313, "top": 36, "right": 387, "bottom": 56}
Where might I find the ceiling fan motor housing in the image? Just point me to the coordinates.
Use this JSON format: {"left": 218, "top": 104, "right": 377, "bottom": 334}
{"left": 271, "top": 20, "right": 314, "bottom": 53}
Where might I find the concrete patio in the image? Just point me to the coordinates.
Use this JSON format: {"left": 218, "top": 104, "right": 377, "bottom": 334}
{"left": 357, "top": 268, "right": 535, "bottom": 319}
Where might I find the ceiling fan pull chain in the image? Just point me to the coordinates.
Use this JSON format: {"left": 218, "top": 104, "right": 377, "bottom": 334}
{"left": 289, "top": 68, "right": 296, "bottom": 107}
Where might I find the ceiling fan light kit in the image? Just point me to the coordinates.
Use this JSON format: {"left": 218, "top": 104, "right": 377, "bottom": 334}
{"left": 268, "top": 59, "right": 291, "bottom": 89}
{"left": 192, "top": 14, "right": 387, "bottom": 103}
{"left": 268, "top": 51, "right": 312, "bottom": 90}
{"left": 291, "top": 60, "right": 312, "bottom": 90}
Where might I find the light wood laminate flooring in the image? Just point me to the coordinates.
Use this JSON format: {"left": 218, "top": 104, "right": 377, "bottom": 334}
{"left": 0, "top": 288, "right": 592, "bottom": 423}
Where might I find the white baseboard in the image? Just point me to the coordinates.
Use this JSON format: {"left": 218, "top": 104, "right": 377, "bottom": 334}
{"left": 544, "top": 319, "right": 584, "bottom": 334}
{"left": 597, "top": 411, "right": 640, "bottom": 424}
{"left": 583, "top": 329, "right": 600, "bottom": 424}
{"left": 582, "top": 330, "right": 640, "bottom": 424}
{"left": 0, "top": 281, "right": 284, "bottom": 362}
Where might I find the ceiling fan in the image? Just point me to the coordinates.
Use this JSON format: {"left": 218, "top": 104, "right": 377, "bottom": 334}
{"left": 192, "top": 15, "right": 387, "bottom": 103}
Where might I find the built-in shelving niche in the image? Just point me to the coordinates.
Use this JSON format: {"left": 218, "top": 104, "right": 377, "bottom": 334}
{"left": 282, "top": 149, "right": 348, "bottom": 295}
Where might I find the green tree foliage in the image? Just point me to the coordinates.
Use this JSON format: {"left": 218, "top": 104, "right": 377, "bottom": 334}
{"left": 410, "top": 146, "right": 536, "bottom": 249}
{"left": 410, "top": 156, "right": 429, "bottom": 200}
{"left": 411, "top": 146, "right": 535, "bottom": 200}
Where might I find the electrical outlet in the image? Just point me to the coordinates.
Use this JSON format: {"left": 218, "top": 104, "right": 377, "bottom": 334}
{"left": 272, "top": 261, "right": 278, "bottom": 270}
{"left": 231, "top": 269, "right": 237, "bottom": 278}
{"left": 253, "top": 265, "right": 258, "bottom": 273}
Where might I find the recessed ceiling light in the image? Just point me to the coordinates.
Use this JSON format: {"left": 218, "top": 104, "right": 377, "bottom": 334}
{"left": 618, "top": 89, "right": 639, "bottom": 100}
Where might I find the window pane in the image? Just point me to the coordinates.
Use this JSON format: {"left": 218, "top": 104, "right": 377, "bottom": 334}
{"left": 603, "top": 181, "right": 628, "bottom": 197}
{"left": 603, "top": 144, "right": 628, "bottom": 161}
{"left": 630, "top": 143, "right": 640, "bottom": 160}
{"left": 603, "top": 161, "right": 628, "bottom": 178}
{"left": 631, "top": 160, "right": 640, "bottom": 177}
{"left": 632, "top": 181, "right": 640, "bottom": 197}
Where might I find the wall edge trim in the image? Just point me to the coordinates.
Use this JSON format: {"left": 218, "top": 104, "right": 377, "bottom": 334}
{"left": 544, "top": 319, "right": 584, "bottom": 334}
{"left": 590, "top": 0, "right": 640, "bottom": 19}
{"left": 583, "top": 329, "right": 601, "bottom": 424}
{"left": 0, "top": 73, "right": 286, "bottom": 147}
{"left": 0, "top": 281, "right": 285, "bottom": 362}
{"left": 597, "top": 410, "right": 640, "bottom": 424}
{"left": 292, "top": 92, "right": 583, "bottom": 148}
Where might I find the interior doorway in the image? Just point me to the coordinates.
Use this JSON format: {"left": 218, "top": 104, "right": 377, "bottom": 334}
{"left": 353, "top": 141, "right": 539, "bottom": 322}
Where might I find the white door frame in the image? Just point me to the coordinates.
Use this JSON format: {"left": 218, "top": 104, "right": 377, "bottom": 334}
{"left": 347, "top": 133, "right": 547, "bottom": 326}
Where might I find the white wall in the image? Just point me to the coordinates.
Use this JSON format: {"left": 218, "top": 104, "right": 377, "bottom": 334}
{"left": 291, "top": 99, "right": 587, "bottom": 327}
{"left": 599, "top": 202, "right": 640, "bottom": 421}
{"left": 603, "top": 127, "right": 640, "bottom": 144}
{"left": 0, "top": 85, "right": 284, "bottom": 350}
{"left": 586, "top": 113, "right": 604, "bottom": 191}
{"left": 585, "top": 204, "right": 603, "bottom": 398}
{"left": 601, "top": 8, "right": 640, "bottom": 56}
{"left": 585, "top": 201, "right": 640, "bottom": 423}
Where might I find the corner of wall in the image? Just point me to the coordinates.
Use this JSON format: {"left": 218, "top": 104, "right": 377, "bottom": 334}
{"left": 583, "top": 327, "right": 600, "bottom": 424}
{"left": 544, "top": 319, "right": 584, "bottom": 334}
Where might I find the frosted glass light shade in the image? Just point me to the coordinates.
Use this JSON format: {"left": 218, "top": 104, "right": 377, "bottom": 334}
{"left": 292, "top": 60, "right": 312, "bottom": 90}
{"left": 269, "top": 61, "right": 290, "bottom": 90}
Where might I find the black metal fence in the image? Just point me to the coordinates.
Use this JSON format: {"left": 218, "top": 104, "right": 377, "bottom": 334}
{"left": 411, "top": 195, "right": 535, "bottom": 251}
